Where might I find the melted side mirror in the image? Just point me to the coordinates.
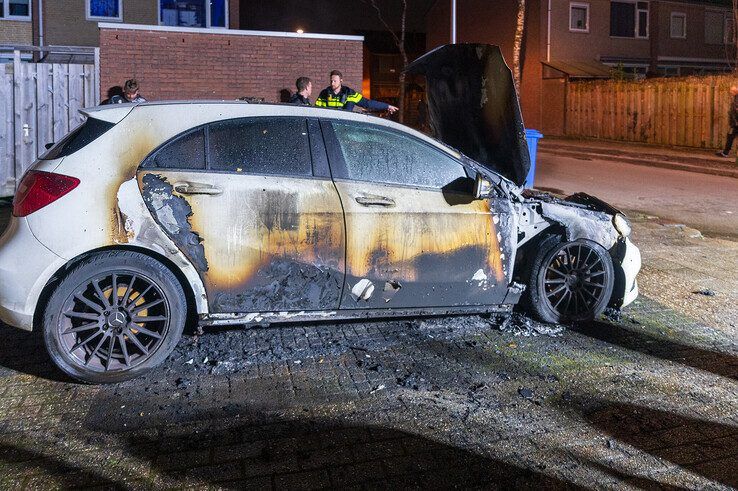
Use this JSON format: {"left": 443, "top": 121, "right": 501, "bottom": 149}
{"left": 474, "top": 173, "right": 493, "bottom": 199}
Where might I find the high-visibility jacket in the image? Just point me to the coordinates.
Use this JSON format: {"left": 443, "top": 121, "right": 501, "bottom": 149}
{"left": 315, "top": 85, "right": 389, "bottom": 112}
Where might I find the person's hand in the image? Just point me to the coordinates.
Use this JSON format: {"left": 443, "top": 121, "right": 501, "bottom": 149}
{"left": 387, "top": 105, "right": 399, "bottom": 114}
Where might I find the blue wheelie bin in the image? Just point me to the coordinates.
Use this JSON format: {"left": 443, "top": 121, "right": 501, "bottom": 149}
{"left": 524, "top": 129, "right": 543, "bottom": 188}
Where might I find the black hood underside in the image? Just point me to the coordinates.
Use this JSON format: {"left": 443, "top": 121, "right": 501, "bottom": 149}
{"left": 406, "top": 44, "right": 531, "bottom": 186}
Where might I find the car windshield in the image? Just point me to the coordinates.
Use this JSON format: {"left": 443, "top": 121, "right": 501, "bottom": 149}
{"left": 40, "top": 118, "right": 115, "bottom": 160}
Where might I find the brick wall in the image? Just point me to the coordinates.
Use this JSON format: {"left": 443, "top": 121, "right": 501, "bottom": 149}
{"left": 99, "top": 25, "right": 363, "bottom": 102}
{"left": 0, "top": 20, "right": 33, "bottom": 45}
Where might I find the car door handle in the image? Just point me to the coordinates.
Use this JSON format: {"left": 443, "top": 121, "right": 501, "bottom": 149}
{"left": 173, "top": 182, "right": 223, "bottom": 196}
{"left": 355, "top": 195, "right": 395, "bottom": 207}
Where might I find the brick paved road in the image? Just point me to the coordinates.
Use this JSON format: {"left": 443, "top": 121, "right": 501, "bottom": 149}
{"left": 0, "top": 202, "right": 737, "bottom": 489}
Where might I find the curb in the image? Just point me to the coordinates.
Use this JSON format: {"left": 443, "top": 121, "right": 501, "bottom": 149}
{"left": 539, "top": 148, "right": 738, "bottom": 180}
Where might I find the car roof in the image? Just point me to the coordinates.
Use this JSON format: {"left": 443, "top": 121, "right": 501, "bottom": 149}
{"left": 83, "top": 100, "right": 460, "bottom": 158}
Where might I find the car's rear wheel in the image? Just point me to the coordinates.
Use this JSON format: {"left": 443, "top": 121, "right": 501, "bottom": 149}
{"left": 43, "top": 251, "right": 186, "bottom": 383}
{"left": 525, "top": 236, "right": 614, "bottom": 323}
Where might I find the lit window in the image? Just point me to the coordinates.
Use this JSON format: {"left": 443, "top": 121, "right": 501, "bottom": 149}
{"left": 86, "top": 0, "right": 122, "bottom": 20}
{"left": 159, "top": 0, "right": 227, "bottom": 29}
{"left": 1, "top": 0, "right": 31, "bottom": 20}
{"left": 670, "top": 12, "right": 686, "bottom": 39}
{"left": 570, "top": 2, "right": 589, "bottom": 32}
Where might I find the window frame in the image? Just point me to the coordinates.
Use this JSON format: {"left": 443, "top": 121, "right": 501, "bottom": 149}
{"left": 609, "top": 0, "right": 649, "bottom": 39}
{"left": 1, "top": 0, "right": 32, "bottom": 21}
{"left": 85, "top": 0, "right": 123, "bottom": 22}
{"left": 569, "top": 2, "right": 590, "bottom": 33}
{"left": 724, "top": 14, "right": 735, "bottom": 45}
{"left": 670, "top": 12, "right": 687, "bottom": 39}
{"left": 322, "top": 119, "right": 471, "bottom": 191}
{"left": 158, "top": 0, "right": 229, "bottom": 29}
{"left": 704, "top": 10, "right": 725, "bottom": 45}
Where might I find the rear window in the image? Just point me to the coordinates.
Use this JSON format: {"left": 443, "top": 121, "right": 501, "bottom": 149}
{"left": 41, "top": 118, "right": 115, "bottom": 160}
{"left": 143, "top": 128, "right": 206, "bottom": 170}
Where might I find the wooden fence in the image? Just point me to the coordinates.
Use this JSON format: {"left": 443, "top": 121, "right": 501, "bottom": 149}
{"left": 1, "top": 50, "right": 99, "bottom": 197}
{"left": 566, "top": 75, "right": 737, "bottom": 150}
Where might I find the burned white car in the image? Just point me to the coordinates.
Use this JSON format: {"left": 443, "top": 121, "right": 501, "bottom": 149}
{"left": 0, "top": 45, "right": 639, "bottom": 383}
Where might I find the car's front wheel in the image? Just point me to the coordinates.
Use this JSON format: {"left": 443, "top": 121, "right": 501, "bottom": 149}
{"left": 43, "top": 251, "right": 187, "bottom": 383}
{"left": 525, "top": 236, "right": 614, "bottom": 323}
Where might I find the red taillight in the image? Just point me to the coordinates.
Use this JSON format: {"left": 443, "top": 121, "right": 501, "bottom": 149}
{"left": 12, "top": 171, "right": 80, "bottom": 217}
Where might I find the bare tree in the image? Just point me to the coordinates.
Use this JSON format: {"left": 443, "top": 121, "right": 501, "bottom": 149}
{"left": 363, "top": 0, "right": 408, "bottom": 123}
{"left": 513, "top": 0, "right": 526, "bottom": 93}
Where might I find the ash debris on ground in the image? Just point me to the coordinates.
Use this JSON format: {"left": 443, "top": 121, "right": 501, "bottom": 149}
{"left": 158, "top": 312, "right": 567, "bottom": 380}
{"left": 495, "top": 313, "right": 565, "bottom": 337}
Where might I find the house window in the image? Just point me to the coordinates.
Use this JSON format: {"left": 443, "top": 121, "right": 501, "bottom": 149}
{"left": 570, "top": 2, "right": 590, "bottom": 32}
{"left": 670, "top": 12, "right": 686, "bottom": 39}
{"left": 159, "top": 0, "right": 227, "bottom": 29}
{"left": 726, "top": 17, "right": 736, "bottom": 44}
{"left": 705, "top": 11, "right": 727, "bottom": 45}
{"left": 86, "top": 0, "right": 122, "bottom": 21}
{"left": 0, "top": 0, "right": 31, "bottom": 20}
{"left": 610, "top": 1, "right": 648, "bottom": 38}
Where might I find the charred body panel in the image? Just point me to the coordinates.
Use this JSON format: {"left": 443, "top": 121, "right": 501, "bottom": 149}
{"left": 139, "top": 174, "right": 208, "bottom": 272}
{"left": 334, "top": 180, "right": 512, "bottom": 309}
{"left": 201, "top": 304, "right": 513, "bottom": 327}
{"left": 405, "top": 44, "right": 531, "bottom": 186}
{"left": 137, "top": 171, "right": 345, "bottom": 313}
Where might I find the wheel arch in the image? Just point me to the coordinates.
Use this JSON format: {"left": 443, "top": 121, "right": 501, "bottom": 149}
{"left": 33, "top": 244, "right": 203, "bottom": 333}
{"left": 512, "top": 226, "right": 566, "bottom": 284}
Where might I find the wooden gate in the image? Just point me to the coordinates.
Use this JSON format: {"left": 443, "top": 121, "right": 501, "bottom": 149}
{"left": 1, "top": 50, "right": 100, "bottom": 197}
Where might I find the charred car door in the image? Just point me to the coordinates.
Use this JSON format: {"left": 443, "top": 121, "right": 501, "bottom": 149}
{"left": 322, "top": 120, "right": 510, "bottom": 309}
{"left": 137, "top": 117, "right": 345, "bottom": 313}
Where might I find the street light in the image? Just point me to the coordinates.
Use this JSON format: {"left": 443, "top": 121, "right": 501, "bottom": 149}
{"left": 296, "top": 28, "right": 304, "bottom": 34}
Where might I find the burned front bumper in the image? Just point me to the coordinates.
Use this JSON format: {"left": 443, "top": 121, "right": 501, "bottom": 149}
{"left": 614, "top": 237, "right": 641, "bottom": 308}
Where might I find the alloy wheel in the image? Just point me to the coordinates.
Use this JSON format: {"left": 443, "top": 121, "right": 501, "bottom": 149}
{"left": 541, "top": 242, "right": 609, "bottom": 320}
{"left": 57, "top": 272, "right": 170, "bottom": 372}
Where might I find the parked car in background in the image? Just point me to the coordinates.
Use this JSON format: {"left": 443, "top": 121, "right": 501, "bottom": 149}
{"left": 0, "top": 45, "right": 640, "bottom": 383}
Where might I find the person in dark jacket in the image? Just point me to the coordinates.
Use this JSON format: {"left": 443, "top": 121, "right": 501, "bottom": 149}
{"left": 315, "top": 70, "right": 398, "bottom": 113}
{"left": 717, "top": 85, "right": 738, "bottom": 157}
{"left": 289, "top": 77, "right": 312, "bottom": 105}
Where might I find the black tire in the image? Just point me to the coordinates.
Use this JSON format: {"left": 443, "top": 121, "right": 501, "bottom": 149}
{"left": 524, "top": 235, "right": 614, "bottom": 324}
{"left": 42, "top": 250, "right": 187, "bottom": 383}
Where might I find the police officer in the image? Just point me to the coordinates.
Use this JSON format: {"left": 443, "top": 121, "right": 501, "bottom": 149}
{"left": 289, "top": 77, "right": 312, "bottom": 105}
{"left": 316, "top": 70, "right": 398, "bottom": 113}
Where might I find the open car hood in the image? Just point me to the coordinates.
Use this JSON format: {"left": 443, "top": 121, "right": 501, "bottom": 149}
{"left": 405, "top": 44, "right": 530, "bottom": 187}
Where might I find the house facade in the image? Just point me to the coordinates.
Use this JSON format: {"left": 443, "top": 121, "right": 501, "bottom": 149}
{"left": 1, "top": 0, "right": 240, "bottom": 61}
{"left": 550, "top": 0, "right": 734, "bottom": 76}
{"left": 426, "top": 0, "right": 735, "bottom": 134}
{"left": 0, "top": 0, "right": 33, "bottom": 47}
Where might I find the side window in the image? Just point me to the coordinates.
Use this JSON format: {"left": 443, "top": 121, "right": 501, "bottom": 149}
{"left": 144, "top": 128, "right": 206, "bottom": 170}
{"left": 332, "top": 122, "right": 467, "bottom": 189}
{"left": 208, "top": 117, "right": 312, "bottom": 176}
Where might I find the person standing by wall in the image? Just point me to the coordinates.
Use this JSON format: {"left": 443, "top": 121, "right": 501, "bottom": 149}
{"left": 289, "top": 77, "right": 313, "bottom": 105}
{"left": 316, "top": 70, "right": 398, "bottom": 114}
{"left": 716, "top": 85, "right": 738, "bottom": 158}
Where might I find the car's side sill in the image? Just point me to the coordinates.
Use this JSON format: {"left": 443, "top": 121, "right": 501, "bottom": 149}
{"left": 200, "top": 305, "right": 514, "bottom": 327}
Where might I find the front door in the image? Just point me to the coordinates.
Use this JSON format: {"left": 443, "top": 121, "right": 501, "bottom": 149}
{"left": 323, "top": 120, "right": 510, "bottom": 310}
{"left": 137, "top": 117, "right": 345, "bottom": 313}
